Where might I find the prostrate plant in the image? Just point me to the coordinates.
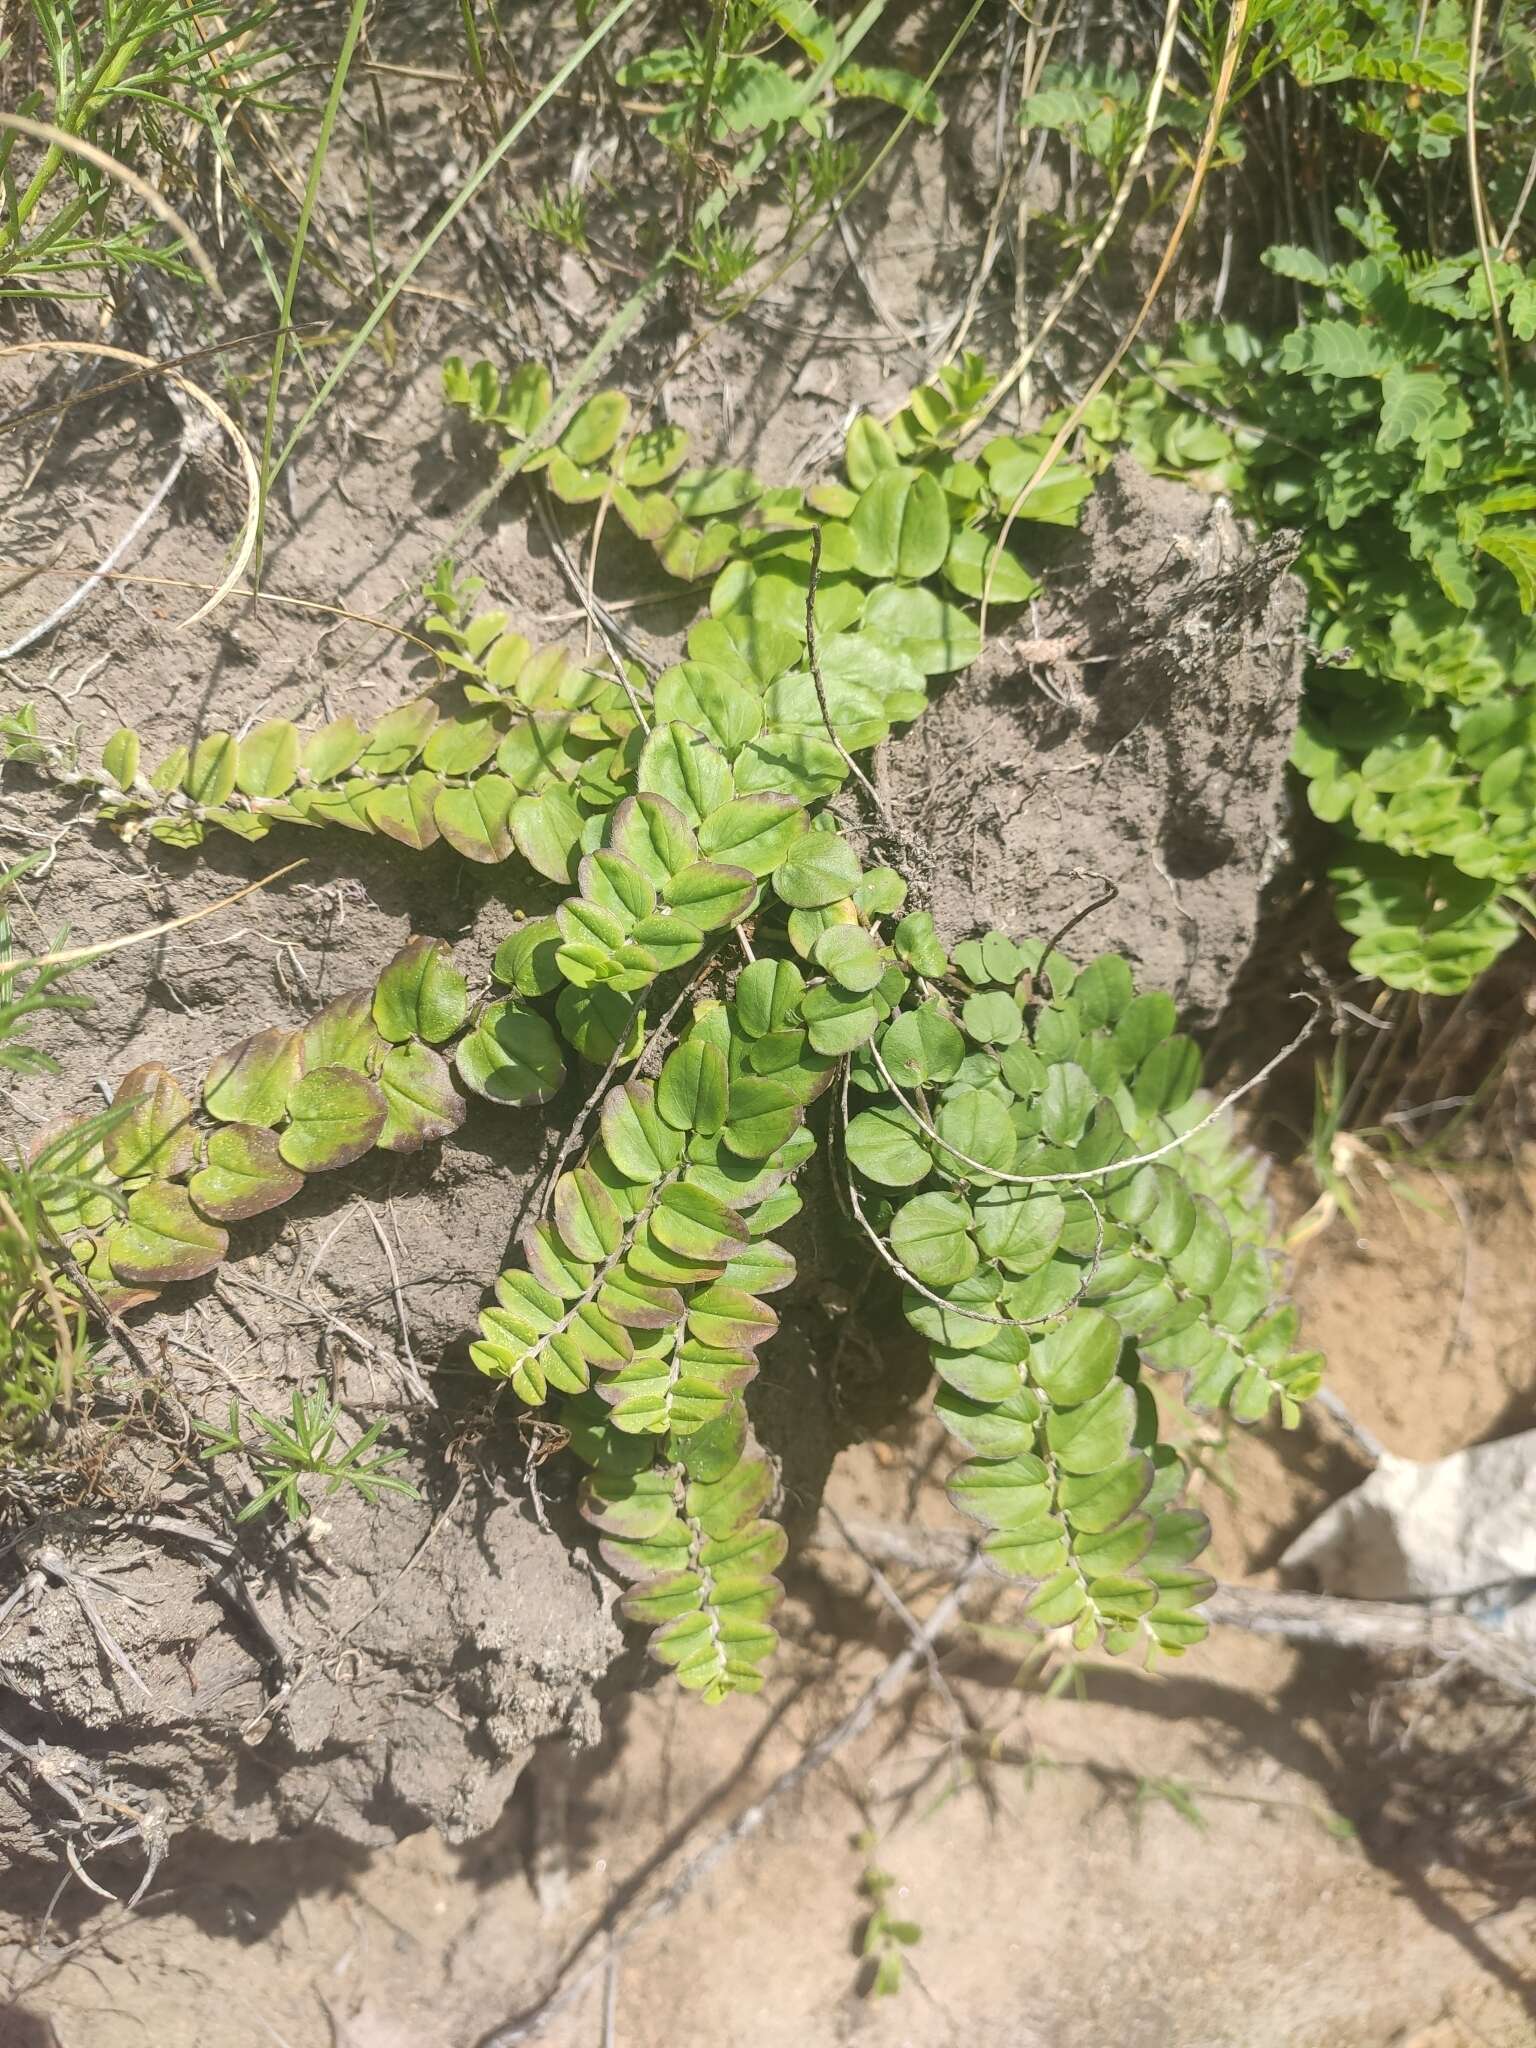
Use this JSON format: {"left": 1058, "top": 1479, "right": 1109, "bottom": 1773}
{"left": 11, "top": 356, "right": 1322, "bottom": 1702}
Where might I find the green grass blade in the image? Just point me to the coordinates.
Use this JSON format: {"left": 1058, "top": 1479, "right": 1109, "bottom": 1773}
{"left": 269, "top": 0, "right": 644, "bottom": 489}
{"left": 255, "top": 0, "right": 369, "bottom": 577}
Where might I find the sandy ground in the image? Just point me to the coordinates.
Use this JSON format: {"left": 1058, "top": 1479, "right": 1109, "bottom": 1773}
{"left": 4, "top": 1164, "right": 1536, "bottom": 2048}
{"left": 4, "top": 22, "right": 1536, "bottom": 2047}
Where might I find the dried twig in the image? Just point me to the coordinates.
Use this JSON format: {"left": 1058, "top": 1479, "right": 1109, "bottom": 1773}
{"left": 806, "top": 1515, "right": 1536, "bottom": 1700}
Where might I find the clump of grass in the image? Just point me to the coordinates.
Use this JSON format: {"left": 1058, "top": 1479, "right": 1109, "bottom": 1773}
{"left": 518, "top": 180, "right": 592, "bottom": 255}
{"left": 0, "top": 858, "right": 121, "bottom": 1455}
{"left": 0, "top": 0, "right": 293, "bottom": 301}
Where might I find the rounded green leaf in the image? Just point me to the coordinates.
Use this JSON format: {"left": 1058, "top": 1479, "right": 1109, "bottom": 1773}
{"left": 1074, "top": 954, "right": 1135, "bottom": 1029}
{"left": 235, "top": 719, "right": 299, "bottom": 797}
{"left": 734, "top": 958, "right": 804, "bottom": 1036}
{"left": 279, "top": 1066, "right": 387, "bottom": 1172}
{"left": 184, "top": 732, "right": 237, "bottom": 807}
{"left": 372, "top": 938, "right": 469, "bottom": 1045}
{"left": 889, "top": 1191, "right": 978, "bottom": 1286}
{"left": 673, "top": 466, "right": 760, "bottom": 517}
{"left": 557, "top": 985, "right": 646, "bottom": 1065}
{"left": 663, "top": 861, "right": 757, "bottom": 929}
{"left": 105, "top": 1063, "right": 197, "bottom": 1181}
{"left": 523, "top": 1221, "right": 596, "bottom": 1300}
{"left": 1113, "top": 991, "right": 1177, "bottom": 1068}
{"left": 845, "top": 1103, "right": 931, "bottom": 1187}
{"left": 301, "top": 715, "right": 365, "bottom": 782}
{"left": 1030, "top": 1309, "right": 1121, "bottom": 1406}
{"left": 637, "top": 722, "right": 735, "bottom": 824}
{"left": 555, "top": 1165, "right": 624, "bottom": 1263}
{"left": 863, "top": 583, "right": 980, "bottom": 674}
{"left": 697, "top": 794, "right": 808, "bottom": 877}
{"left": 609, "top": 793, "right": 697, "bottom": 883}
{"left": 653, "top": 1182, "right": 750, "bottom": 1262}
{"left": 803, "top": 988, "right": 879, "bottom": 1055}
{"left": 961, "top": 991, "right": 1021, "bottom": 1045}
{"left": 188, "top": 1125, "right": 304, "bottom": 1222}
{"left": 732, "top": 731, "right": 847, "bottom": 801}
{"left": 579, "top": 851, "right": 657, "bottom": 927}
{"left": 813, "top": 924, "right": 884, "bottom": 993}
{"left": 106, "top": 1181, "right": 228, "bottom": 1283}
{"left": 102, "top": 726, "right": 140, "bottom": 790}
{"left": 494, "top": 916, "right": 563, "bottom": 997}
{"left": 455, "top": 999, "right": 567, "bottom": 1104}
{"left": 619, "top": 422, "right": 689, "bottom": 486}
{"left": 850, "top": 469, "right": 950, "bottom": 579}
{"left": 933, "top": 1383, "right": 1041, "bottom": 1458}
{"left": 942, "top": 526, "right": 1039, "bottom": 602}
{"left": 203, "top": 1027, "right": 304, "bottom": 1129}
{"left": 434, "top": 776, "right": 518, "bottom": 863}
{"left": 366, "top": 772, "right": 443, "bottom": 850}
{"left": 879, "top": 1000, "right": 964, "bottom": 1086}
{"left": 685, "top": 1283, "right": 778, "bottom": 1352}
{"left": 1133, "top": 1034, "right": 1202, "bottom": 1115}
{"left": 773, "top": 830, "right": 862, "bottom": 908}
{"left": 356, "top": 698, "right": 437, "bottom": 775}
{"left": 628, "top": 912, "right": 704, "bottom": 974}
{"left": 934, "top": 1087, "right": 1016, "bottom": 1175}
{"left": 422, "top": 709, "right": 502, "bottom": 777}
{"left": 653, "top": 663, "right": 763, "bottom": 757}
{"left": 657, "top": 1040, "right": 729, "bottom": 1134}
{"left": 722, "top": 1076, "right": 802, "bottom": 1159}
{"left": 1038, "top": 1062, "right": 1096, "bottom": 1146}
{"left": 972, "top": 1186, "right": 1065, "bottom": 1272}
{"left": 721, "top": 1237, "right": 796, "bottom": 1295}
{"left": 1044, "top": 1380, "right": 1137, "bottom": 1474}
{"left": 377, "top": 1042, "right": 466, "bottom": 1152}
{"left": 561, "top": 388, "right": 630, "bottom": 464}
{"left": 601, "top": 1080, "right": 686, "bottom": 1183}
{"left": 762, "top": 669, "right": 888, "bottom": 753}
{"left": 301, "top": 991, "right": 387, "bottom": 1074}
{"left": 511, "top": 786, "right": 586, "bottom": 882}
{"left": 844, "top": 413, "right": 898, "bottom": 489}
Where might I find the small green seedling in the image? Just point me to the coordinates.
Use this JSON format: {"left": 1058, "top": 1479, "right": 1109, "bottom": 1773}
{"left": 855, "top": 1840, "right": 921, "bottom": 1999}
{"left": 195, "top": 1386, "right": 420, "bottom": 1523}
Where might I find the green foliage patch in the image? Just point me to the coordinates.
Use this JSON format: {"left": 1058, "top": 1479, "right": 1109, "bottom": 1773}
{"left": 11, "top": 353, "right": 1322, "bottom": 1702}
{"left": 1089, "top": 196, "right": 1536, "bottom": 993}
